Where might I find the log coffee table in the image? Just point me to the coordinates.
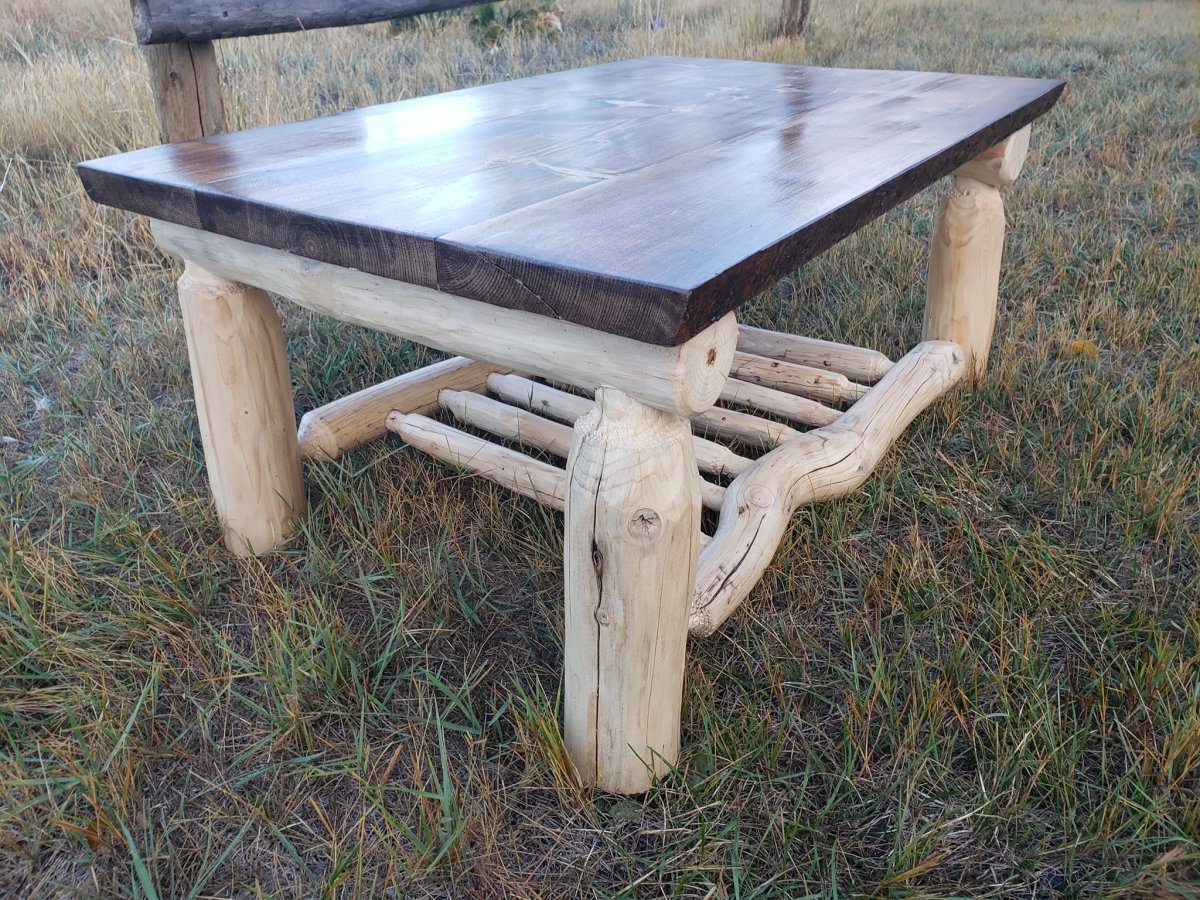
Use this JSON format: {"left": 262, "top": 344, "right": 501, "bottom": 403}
{"left": 79, "top": 56, "right": 1063, "bottom": 793}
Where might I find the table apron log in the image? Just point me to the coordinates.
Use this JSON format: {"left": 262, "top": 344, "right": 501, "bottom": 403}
{"left": 150, "top": 219, "right": 736, "bottom": 418}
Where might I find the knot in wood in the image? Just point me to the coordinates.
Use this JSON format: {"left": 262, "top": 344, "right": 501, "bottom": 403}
{"left": 744, "top": 484, "right": 774, "bottom": 509}
{"left": 627, "top": 507, "right": 662, "bottom": 540}
{"left": 297, "top": 228, "right": 325, "bottom": 259}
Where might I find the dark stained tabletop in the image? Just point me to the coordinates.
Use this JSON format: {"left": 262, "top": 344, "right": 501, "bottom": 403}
{"left": 79, "top": 56, "right": 1063, "bottom": 345}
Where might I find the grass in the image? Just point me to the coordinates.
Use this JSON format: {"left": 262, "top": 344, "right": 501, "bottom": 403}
{"left": 1, "top": 0, "right": 1198, "bottom": 894}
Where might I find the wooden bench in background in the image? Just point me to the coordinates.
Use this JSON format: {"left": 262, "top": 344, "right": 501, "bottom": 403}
{"left": 83, "top": 0, "right": 1063, "bottom": 793}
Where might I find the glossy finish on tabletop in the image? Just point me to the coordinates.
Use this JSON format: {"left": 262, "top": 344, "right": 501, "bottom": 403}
{"left": 79, "top": 56, "right": 1063, "bottom": 345}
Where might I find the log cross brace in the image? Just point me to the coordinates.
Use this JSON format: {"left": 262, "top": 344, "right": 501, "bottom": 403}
{"left": 298, "top": 327, "right": 966, "bottom": 637}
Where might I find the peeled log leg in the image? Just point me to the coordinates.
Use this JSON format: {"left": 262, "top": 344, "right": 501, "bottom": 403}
{"left": 564, "top": 388, "right": 700, "bottom": 793}
{"left": 923, "top": 174, "right": 1006, "bottom": 381}
{"left": 178, "top": 261, "right": 305, "bottom": 555}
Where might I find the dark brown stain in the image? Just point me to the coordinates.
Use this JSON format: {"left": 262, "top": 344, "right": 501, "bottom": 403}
{"left": 78, "top": 56, "right": 1064, "bottom": 346}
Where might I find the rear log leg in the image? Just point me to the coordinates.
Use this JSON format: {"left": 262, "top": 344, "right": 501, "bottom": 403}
{"left": 923, "top": 126, "right": 1030, "bottom": 382}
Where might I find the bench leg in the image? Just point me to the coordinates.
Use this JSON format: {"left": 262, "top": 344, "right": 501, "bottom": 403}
{"left": 563, "top": 387, "right": 700, "bottom": 793}
{"left": 923, "top": 126, "right": 1031, "bottom": 382}
{"left": 177, "top": 261, "right": 305, "bottom": 556}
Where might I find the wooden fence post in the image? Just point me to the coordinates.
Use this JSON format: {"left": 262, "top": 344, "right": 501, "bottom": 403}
{"left": 780, "top": 0, "right": 812, "bottom": 37}
{"left": 143, "top": 40, "right": 226, "bottom": 142}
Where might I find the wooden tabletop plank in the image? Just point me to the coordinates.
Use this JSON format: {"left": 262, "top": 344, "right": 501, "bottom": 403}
{"left": 78, "top": 56, "right": 1063, "bottom": 345}
{"left": 438, "top": 69, "right": 1063, "bottom": 341}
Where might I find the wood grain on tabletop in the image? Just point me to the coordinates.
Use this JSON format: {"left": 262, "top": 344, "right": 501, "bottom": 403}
{"left": 78, "top": 56, "right": 1064, "bottom": 345}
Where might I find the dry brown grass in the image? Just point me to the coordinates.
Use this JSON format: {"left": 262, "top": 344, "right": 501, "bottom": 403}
{"left": 1, "top": 0, "right": 1198, "bottom": 896}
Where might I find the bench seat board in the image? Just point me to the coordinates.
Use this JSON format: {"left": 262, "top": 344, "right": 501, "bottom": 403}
{"left": 78, "top": 56, "right": 1062, "bottom": 345}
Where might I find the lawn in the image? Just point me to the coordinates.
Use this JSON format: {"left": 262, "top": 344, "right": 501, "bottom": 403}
{"left": 1, "top": 0, "right": 1197, "bottom": 895}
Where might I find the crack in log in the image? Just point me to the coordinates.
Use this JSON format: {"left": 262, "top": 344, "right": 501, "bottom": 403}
{"left": 588, "top": 443, "right": 605, "bottom": 779}
{"left": 708, "top": 517, "right": 764, "bottom": 607}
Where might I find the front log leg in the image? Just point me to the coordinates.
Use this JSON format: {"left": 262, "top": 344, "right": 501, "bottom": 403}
{"left": 564, "top": 387, "right": 701, "bottom": 794}
{"left": 177, "top": 261, "right": 305, "bottom": 556}
{"left": 923, "top": 125, "right": 1030, "bottom": 381}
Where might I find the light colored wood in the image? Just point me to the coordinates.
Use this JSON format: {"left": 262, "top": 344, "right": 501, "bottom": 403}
{"left": 482, "top": 376, "right": 753, "bottom": 477}
{"left": 177, "top": 261, "right": 304, "bottom": 556}
{"left": 953, "top": 126, "right": 1031, "bottom": 188}
{"left": 729, "top": 351, "right": 869, "bottom": 406}
{"left": 298, "top": 357, "right": 508, "bottom": 460}
{"left": 386, "top": 412, "right": 567, "bottom": 509}
{"left": 150, "top": 220, "right": 737, "bottom": 418}
{"left": 923, "top": 174, "right": 1007, "bottom": 381}
{"left": 736, "top": 324, "right": 894, "bottom": 384}
{"left": 439, "top": 389, "right": 728, "bottom": 511}
{"left": 490, "top": 373, "right": 797, "bottom": 451}
{"left": 388, "top": 403, "right": 714, "bottom": 549}
{"left": 690, "top": 404, "right": 800, "bottom": 449}
{"left": 689, "top": 341, "right": 966, "bottom": 636}
{"left": 440, "top": 388, "right": 573, "bottom": 454}
{"left": 143, "top": 41, "right": 225, "bottom": 142}
{"left": 487, "top": 374, "right": 593, "bottom": 423}
{"left": 719, "top": 378, "right": 841, "bottom": 427}
{"left": 564, "top": 388, "right": 699, "bottom": 793}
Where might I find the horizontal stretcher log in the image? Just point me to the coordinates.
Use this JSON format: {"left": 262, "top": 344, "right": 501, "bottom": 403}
{"left": 689, "top": 340, "right": 967, "bottom": 636}
{"left": 481, "top": 376, "right": 753, "bottom": 477}
{"left": 387, "top": 412, "right": 567, "bottom": 509}
{"left": 297, "top": 357, "right": 509, "bottom": 460}
{"left": 438, "top": 391, "right": 727, "bottom": 512}
{"left": 729, "top": 351, "right": 869, "bottom": 406}
{"left": 736, "top": 324, "right": 894, "bottom": 384}
{"left": 719, "top": 378, "right": 841, "bottom": 427}
{"left": 388, "top": 410, "right": 726, "bottom": 512}
{"left": 495, "top": 374, "right": 799, "bottom": 450}
{"left": 441, "top": 389, "right": 748, "bottom": 481}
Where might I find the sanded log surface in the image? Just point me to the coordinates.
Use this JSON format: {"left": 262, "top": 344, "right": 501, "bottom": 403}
{"left": 729, "top": 352, "right": 869, "bottom": 405}
{"left": 80, "top": 58, "right": 1063, "bottom": 345}
{"left": 736, "top": 325, "right": 894, "bottom": 383}
{"left": 177, "top": 262, "right": 304, "bottom": 555}
{"left": 720, "top": 378, "right": 841, "bottom": 427}
{"left": 517, "top": 375, "right": 799, "bottom": 450}
{"left": 132, "top": 0, "right": 482, "bottom": 44}
{"left": 484, "top": 376, "right": 752, "bottom": 477}
{"left": 953, "top": 125, "right": 1030, "bottom": 187}
{"left": 387, "top": 412, "right": 567, "bottom": 509}
{"left": 923, "top": 175, "right": 1007, "bottom": 380}
{"left": 149, "top": 221, "right": 736, "bottom": 417}
{"left": 439, "top": 390, "right": 727, "bottom": 511}
{"left": 564, "top": 389, "right": 700, "bottom": 793}
{"left": 298, "top": 357, "right": 507, "bottom": 460}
